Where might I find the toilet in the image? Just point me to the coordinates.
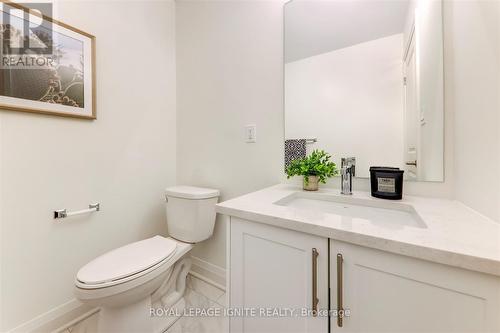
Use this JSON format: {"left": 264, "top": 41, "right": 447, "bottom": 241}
{"left": 74, "top": 186, "right": 220, "bottom": 333}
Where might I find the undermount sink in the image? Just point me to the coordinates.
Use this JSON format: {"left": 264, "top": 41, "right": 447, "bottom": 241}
{"left": 274, "top": 192, "right": 427, "bottom": 229}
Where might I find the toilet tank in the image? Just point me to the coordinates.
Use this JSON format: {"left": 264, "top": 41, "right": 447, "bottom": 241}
{"left": 165, "top": 186, "right": 220, "bottom": 243}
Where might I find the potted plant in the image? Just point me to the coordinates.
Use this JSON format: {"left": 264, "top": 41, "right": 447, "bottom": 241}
{"left": 286, "top": 150, "right": 338, "bottom": 191}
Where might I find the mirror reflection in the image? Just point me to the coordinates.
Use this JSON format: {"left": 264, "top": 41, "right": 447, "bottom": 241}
{"left": 284, "top": 0, "right": 444, "bottom": 182}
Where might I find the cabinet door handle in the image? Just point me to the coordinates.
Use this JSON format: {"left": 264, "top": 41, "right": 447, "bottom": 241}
{"left": 337, "top": 253, "right": 344, "bottom": 327}
{"left": 312, "top": 248, "right": 319, "bottom": 317}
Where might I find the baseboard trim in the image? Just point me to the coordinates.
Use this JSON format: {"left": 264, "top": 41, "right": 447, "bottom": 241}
{"left": 189, "top": 255, "right": 226, "bottom": 291}
{"left": 51, "top": 307, "right": 99, "bottom": 333}
{"left": 7, "top": 299, "right": 96, "bottom": 333}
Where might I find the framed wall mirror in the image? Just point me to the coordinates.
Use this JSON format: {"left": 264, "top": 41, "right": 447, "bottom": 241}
{"left": 284, "top": 0, "right": 444, "bottom": 182}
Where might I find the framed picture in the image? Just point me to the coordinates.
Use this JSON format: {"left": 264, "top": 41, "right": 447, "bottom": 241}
{"left": 0, "top": 0, "right": 96, "bottom": 119}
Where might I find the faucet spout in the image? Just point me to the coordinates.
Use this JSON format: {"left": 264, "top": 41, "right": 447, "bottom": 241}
{"left": 340, "top": 157, "right": 355, "bottom": 195}
{"left": 341, "top": 166, "right": 353, "bottom": 195}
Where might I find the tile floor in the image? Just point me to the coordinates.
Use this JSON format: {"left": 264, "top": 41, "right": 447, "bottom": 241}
{"left": 166, "top": 275, "right": 227, "bottom": 332}
{"left": 64, "top": 274, "right": 227, "bottom": 333}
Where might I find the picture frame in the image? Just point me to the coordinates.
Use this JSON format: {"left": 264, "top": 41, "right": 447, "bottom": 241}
{"left": 0, "top": 0, "right": 96, "bottom": 119}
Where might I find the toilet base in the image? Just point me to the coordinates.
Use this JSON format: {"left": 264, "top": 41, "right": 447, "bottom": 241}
{"left": 98, "top": 297, "right": 152, "bottom": 333}
{"left": 94, "top": 258, "right": 191, "bottom": 333}
{"left": 96, "top": 296, "right": 186, "bottom": 333}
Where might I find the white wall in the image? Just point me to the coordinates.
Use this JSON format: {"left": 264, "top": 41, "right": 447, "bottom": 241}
{"left": 285, "top": 34, "right": 405, "bottom": 177}
{"left": 176, "top": 0, "right": 284, "bottom": 269}
{"left": 0, "top": 1, "right": 177, "bottom": 330}
{"left": 445, "top": 0, "right": 500, "bottom": 222}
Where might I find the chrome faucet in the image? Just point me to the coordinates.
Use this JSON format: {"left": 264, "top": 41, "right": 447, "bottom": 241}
{"left": 341, "top": 157, "right": 356, "bottom": 195}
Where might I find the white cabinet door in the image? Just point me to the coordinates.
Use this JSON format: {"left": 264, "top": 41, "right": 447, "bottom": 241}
{"left": 229, "top": 217, "right": 328, "bottom": 333}
{"left": 330, "top": 239, "right": 500, "bottom": 332}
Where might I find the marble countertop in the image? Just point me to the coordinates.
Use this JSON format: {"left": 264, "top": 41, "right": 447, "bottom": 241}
{"left": 216, "top": 184, "right": 500, "bottom": 277}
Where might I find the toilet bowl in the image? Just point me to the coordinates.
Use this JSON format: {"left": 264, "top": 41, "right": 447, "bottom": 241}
{"left": 74, "top": 186, "right": 219, "bottom": 333}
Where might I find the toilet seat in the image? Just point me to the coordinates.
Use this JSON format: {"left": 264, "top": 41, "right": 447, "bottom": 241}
{"left": 74, "top": 238, "right": 193, "bottom": 307}
{"left": 76, "top": 236, "right": 178, "bottom": 289}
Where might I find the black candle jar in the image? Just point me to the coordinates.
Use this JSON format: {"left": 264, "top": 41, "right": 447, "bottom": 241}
{"left": 369, "top": 167, "right": 404, "bottom": 200}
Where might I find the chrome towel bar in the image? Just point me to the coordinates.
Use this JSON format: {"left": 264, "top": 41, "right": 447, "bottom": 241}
{"left": 54, "top": 203, "right": 100, "bottom": 220}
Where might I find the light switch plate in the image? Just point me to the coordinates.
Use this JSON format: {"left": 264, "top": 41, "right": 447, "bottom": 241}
{"left": 245, "top": 124, "right": 257, "bottom": 143}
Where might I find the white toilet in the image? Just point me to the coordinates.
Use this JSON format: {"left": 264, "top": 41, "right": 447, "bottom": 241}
{"left": 74, "top": 186, "right": 220, "bottom": 333}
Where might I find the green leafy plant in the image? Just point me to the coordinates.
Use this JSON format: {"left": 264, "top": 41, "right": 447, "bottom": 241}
{"left": 286, "top": 150, "right": 338, "bottom": 185}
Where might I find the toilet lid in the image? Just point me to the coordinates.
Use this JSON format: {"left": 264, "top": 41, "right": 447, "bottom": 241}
{"left": 77, "top": 236, "right": 177, "bottom": 285}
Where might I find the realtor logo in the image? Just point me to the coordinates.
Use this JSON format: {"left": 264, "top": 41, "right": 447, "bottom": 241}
{"left": 1, "top": 2, "right": 53, "bottom": 55}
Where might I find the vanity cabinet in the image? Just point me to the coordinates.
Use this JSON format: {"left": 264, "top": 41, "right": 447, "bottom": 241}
{"left": 330, "top": 240, "right": 500, "bottom": 332}
{"left": 227, "top": 217, "right": 500, "bottom": 333}
{"left": 229, "top": 217, "right": 329, "bottom": 333}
